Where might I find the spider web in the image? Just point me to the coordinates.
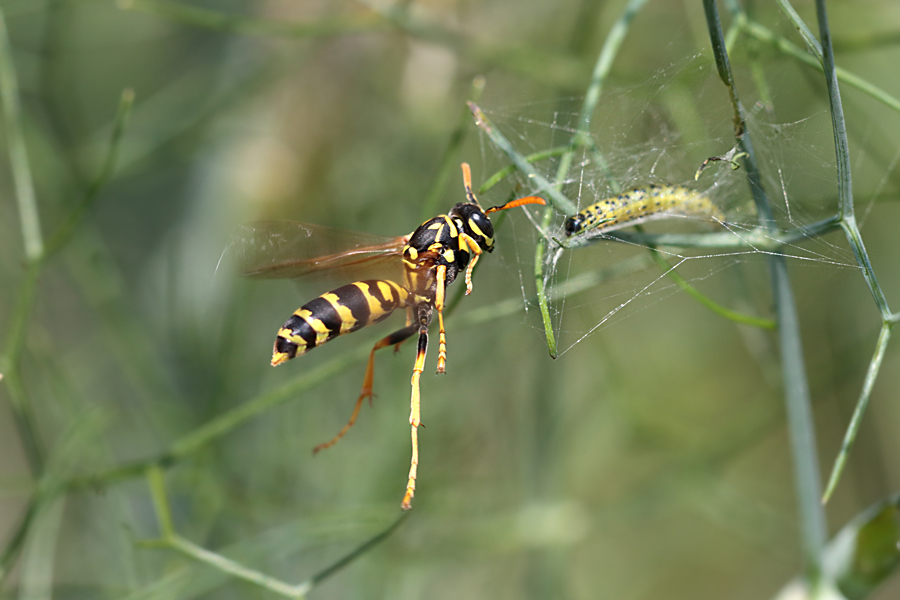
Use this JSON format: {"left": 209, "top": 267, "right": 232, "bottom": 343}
{"left": 473, "top": 53, "right": 862, "bottom": 357}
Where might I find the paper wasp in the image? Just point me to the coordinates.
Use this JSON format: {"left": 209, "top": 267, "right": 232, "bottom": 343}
{"left": 237, "top": 164, "right": 545, "bottom": 509}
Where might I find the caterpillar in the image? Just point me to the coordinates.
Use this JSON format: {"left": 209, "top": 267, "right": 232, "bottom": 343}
{"left": 564, "top": 184, "right": 724, "bottom": 236}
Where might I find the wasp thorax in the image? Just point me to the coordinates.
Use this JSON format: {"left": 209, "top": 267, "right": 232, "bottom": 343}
{"left": 450, "top": 202, "right": 495, "bottom": 252}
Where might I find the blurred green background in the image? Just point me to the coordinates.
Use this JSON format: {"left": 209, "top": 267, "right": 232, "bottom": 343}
{"left": 2, "top": 0, "right": 900, "bottom": 598}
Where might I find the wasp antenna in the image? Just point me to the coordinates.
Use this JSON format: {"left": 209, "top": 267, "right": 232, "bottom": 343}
{"left": 485, "top": 196, "right": 547, "bottom": 214}
{"left": 461, "top": 163, "right": 479, "bottom": 205}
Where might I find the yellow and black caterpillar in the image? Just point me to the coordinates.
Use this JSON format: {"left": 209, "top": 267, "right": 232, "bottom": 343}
{"left": 564, "top": 184, "right": 723, "bottom": 236}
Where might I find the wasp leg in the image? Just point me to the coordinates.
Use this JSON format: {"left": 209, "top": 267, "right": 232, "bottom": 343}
{"left": 460, "top": 233, "right": 483, "bottom": 295}
{"left": 401, "top": 327, "right": 429, "bottom": 510}
{"left": 313, "top": 323, "right": 418, "bottom": 455}
{"left": 435, "top": 264, "right": 448, "bottom": 374}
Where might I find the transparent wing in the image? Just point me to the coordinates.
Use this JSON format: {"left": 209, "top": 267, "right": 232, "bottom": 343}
{"left": 230, "top": 221, "right": 407, "bottom": 280}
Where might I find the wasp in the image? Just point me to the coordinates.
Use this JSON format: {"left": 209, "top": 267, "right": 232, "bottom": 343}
{"left": 237, "top": 164, "right": 545, "bottom": 509}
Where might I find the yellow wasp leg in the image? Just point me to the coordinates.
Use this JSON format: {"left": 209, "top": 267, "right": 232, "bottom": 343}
{"left": 460, "top": 233, "right": 484, "bottom": 295}
{"left": 313, "top": 324, "right": 417, "bottom": 455}
{"left": 401, "top": 327, "right": 429, "bottom": 510}
{"left": 435, "top": 264, "right": 448, "bottom": 374}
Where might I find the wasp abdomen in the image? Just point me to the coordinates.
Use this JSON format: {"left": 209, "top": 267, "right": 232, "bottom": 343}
{"left": 272, "top": 279, "right": 410, "bottom": 366}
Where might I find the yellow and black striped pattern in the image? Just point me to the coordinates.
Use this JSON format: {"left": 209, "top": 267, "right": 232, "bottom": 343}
{"left": 564, "top": 184, "right": 724, "bottom": 236}
{"left": 271, "top": 279, "right": 410, "bottom": 366}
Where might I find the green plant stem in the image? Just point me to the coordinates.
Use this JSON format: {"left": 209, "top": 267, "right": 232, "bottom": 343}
{"left": 802, "top": 0, "right": 894, "bottom": 503}
{"left": 565, "top": 216, "right": 842, "bottom": 251}
{"left": 822, "top": 321, "right": 893, "bottom": 503}
{"left": 0, "top": 3, "right": 48, "bottom": 477}
{"left": 0, "top": 6, "right": 42, "bottom": 261}
{"left": 43, "top": 89, "right": 135, "bottom": 258}
{"left": 772, "top": 0, "right": 896, "bottom": 507}
{"left": 704, "top": 0, "right": 826, "bottom": 586}
{"left": 739, "top": 19, "right": 900, "bottom": 116}
{"left": 775, "top": 0, "right": 823, "bottom": 63}
{"left": 646, "top": 250, "right": 775, "bottom": 330}
{"left": 144, "top": 467, "right": 310, "bottom": 598}
{"left": 468, "top": 102, "right": 576, "bottom": 214}
{"left": 0, "top": 493, "right": 41, "bottom": 587}
{"left": 420, "top": 77, "right": 485, "bottom": 220}
{"left": 63, "top": 345, "right": 369, "bottom": 492}
{"left": 2, "top": 87, "right": 135, "bottom": 484}
{"left": 840, "top": 218, "right": 891, "bottom": 319}
{"left": 144, "top": 462, "right": 409, "bottom": 598}
{"left": 534, "top": 208, "right": 558, "bottom": 358}
{"left": 306, "top": 512, "right": 410, "bottom": 588}
{"left": 479, "top": 146, "right": 573, "bottom": 194}
{"left": 0, "top": 86, "right": 134, "bottom": 589}
{"left": 574, "top": 0, "right": 648, "bottom": 141}
{"left": 529, "top": 0, "right": 648, "bottom": 357}
{"left": 812, "top": 1, "right": 852, "bottom": 220}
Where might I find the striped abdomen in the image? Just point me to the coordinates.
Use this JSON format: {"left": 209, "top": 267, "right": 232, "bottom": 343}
{"left": 564, "top": 185, "right": 724, "bottom": 236}
{"left": 271, "top": 279, "right": 411, "bottom": 366}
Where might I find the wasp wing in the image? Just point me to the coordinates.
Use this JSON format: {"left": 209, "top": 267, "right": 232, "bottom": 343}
{"left": 230, "top": 221, "right": 407, "bottom": 281}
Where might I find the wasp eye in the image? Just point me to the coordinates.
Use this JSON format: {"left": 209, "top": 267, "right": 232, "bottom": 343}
{"left": 469, "top": 211, "right": 493, "bottom": 238}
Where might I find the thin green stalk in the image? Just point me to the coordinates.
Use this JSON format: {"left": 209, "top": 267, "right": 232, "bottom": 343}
{"left": 832, "top": 30, "right": 900, "bottom": 52}
{"left": 43, "top": 89, "right": 135, "bottom": 258}
{"left": 479, "top": 146, "right": 573, "bottom": 194}
{"left": 145, "top": 451, "right": 409, "bottom": 599}
{"left": 465, "top": 102, "right": 569, "bottom": 355}
{"left": 739, "top": 19, "right": 900, "bottom": 116}
{"left": 62, "top": 345, "right": 369, "bottom": 491}
{"left": 530, "top": 0, "right": 648, "bottom": 357}
{"left": 420, "top": 77, "right": 485, "bottom": 220}
{"left": 166, "top": 536, "right": 309, "bottom": 599}
{"left": 146, "top": 466, "right": 174, "bottom": 536}
{"left": 0, "top": 6, "right": 42, "bottom": 261}
{"left": 0, "top": 3, "right": 48, "bottom": 481}
{"left": 574, "top": 0, "right": 648, "bottom": 141}
{"left": 168, "top": 348, "right": 369, "bottom": 458}
{"left": 775, "top": 0, "right": 823, "bottom": 63}
{"left": 600, "top": 216, "right": 841, "bottom": 250}
{"left": 534, "top": 208, "right": 558, "bottom": 358}
{"left": 145, "top": 468, "right": 309, "bottom": 598}
{"left": 468, "top": 102, "right": 576, "bottom": 214}
{"left": 1, "top": 369, "right": 44, "bottom": 478}
{"left": 822, "top": 321, "right": 893, "bottom": 503}
{"left": 811, "top": 0, "right": 853, "bottom": 221}
{"left": 0, "top": 493, "right": 41, "bottom": 588}
{"left": 16, "top": 496, "right": 64, "bottom": 600}
{"left": 1, "top": 88, "right": 136, "bottom": 484}
{"left": 560, "top": 213, "right": 842, "bottom": 253}
{"left": 1, "top": 262, "right": 45, "bottom": 476}
{"left": 837, "top": 146, "right": 891, "bottom": 315}
{"left": 703, "top": 0, "right": 825, "bottom": 586}
{"left": 775, "top": 0, "right": 897, "bottom": 503}
{"left": 646, "top": 250, "right": 775, "bottom": 330}
{"left": 306, "top": 512, "right": 410, "bottom": 588}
